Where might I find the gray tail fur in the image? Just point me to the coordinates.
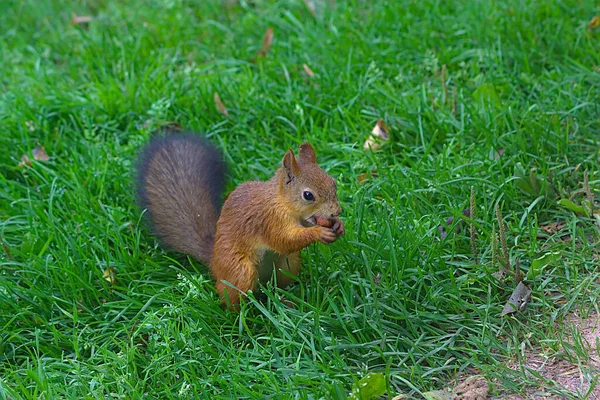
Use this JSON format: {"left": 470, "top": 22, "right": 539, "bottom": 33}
{"left": 135, "top": 131, "right": 227, "bottom": 264}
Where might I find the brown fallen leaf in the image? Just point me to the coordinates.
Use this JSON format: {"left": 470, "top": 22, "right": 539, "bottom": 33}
{"left": 489, "top": 147, "right": 505, "bottom": 160}
{"left": 32, "top": 145, "right": 50, "bottom": 161}
{"left": 72, "top": 14, "right": 93, "bottom": 26}
{"left": 255, "top": 27, "right": 274, "bottom": 59}
{"left": 539, "top": 221, "right": 566, "bottom": 236}
{"left": 357, "top": 169, "right": 378, "bottom": 184}
{"left": 18, "top": 154, "right": 33, "bottom": 168}
{"left": 501, "top": 281, "right": 532, "bottom": 316}
{"left": 363, "top": 119, "right": 389, "bottom": 151}
{"left": 302, "top": 63, "right": 315, "bottom": 78}
{"left": 588, "top": 16, "right": 600, "bottom": 30}
{"left": 102, "top": 267, "right": 116, "bottom": 284}
{"left": 214, "top": 92, "right": 230, "bottom": 117}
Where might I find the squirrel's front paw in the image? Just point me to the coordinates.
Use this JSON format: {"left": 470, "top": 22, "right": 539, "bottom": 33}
{"left": 315, "top": 226, "right": 337, "bottom": 244}
{"left": 331, "top": 217, "right": 345, "bottom": 237}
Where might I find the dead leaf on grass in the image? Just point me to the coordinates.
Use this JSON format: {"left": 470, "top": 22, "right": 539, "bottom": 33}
{"left": 254, "top": 27, "right": 274, "bottom": 59}
{"left": 302, "top": 63, "right": 315, "bottom": 78}
{"left": 501, "top": 281, "right": 532, "bottom": 316}
{"left": 32, "top": 145, "right": 50, "bottom": 161}
{"left": 357, "top": 169, "right": 378, "bottom": 184}
{"left": 214, "top": 92, "right": 230, "bottom": 117}
{"left": 588, "top": 16, "right": 600, "bottom": 30}
{"left": 18, "top": 154, "right": 33, "bottom": 168}
{"left": 18, "top": 144, "right": 50, "bottom": 167}
{"left": 363, "top": 119, "right": 389, "bottom": 151}
{"left": 103, "top": 267, "right": 116, "bottom": 284}
{"left": 72, "top": 14, "right": 93, "bottom": 27}
{"left": 539, "top": 221, "right": 566, "bottom": 235}
{"left": 489, "top": 147, "right": 505, "bottom": 160}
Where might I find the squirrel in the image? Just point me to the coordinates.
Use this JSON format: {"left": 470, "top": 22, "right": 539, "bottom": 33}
{"left": 135, "top": 131, "right": 344, "bottom": 308}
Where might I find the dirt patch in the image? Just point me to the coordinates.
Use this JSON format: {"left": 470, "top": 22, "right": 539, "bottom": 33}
{"left": 453, "top": 376, "right": 489, "bottom": 400}
{"left": 497, "top": 311, "right": 600, "bottom": 400}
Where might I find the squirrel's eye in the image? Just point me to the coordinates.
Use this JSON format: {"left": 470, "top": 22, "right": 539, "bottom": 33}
{"left": 303, "top": 191, "right": 315, "bottom": 201}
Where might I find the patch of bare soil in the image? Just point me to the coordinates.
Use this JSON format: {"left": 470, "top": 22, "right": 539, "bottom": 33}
{"left": 497, "top": 311, "right": 600, "bottom": 400}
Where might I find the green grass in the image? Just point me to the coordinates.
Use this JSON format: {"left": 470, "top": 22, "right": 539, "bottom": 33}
{"left": 1, "top": 0, "right": 599, "bottom": 398}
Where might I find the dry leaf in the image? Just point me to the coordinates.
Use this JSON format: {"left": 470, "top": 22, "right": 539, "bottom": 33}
{"left": 18, "top": 154, "right": 32, "bottom": 167}
{"left": 256, "top": 27, "right": 274, "bottom": 59}
{"left": 302, "top": 0, "right": 317, "bottom": 17}
{"left": 72, "top": 14, "right": 93, "bottom": 26}
{"left": 302, "top": 63, "right": 315, "bottom": 78}
{"left": 363, "top": 119, "right": 389, "bottom": 151}
{"left": 32, "top": 145, "right": 50, "bottom": 161}
{"left": 357, "top": 169, "right": 378, "bottom": 184}
{"left": 489, "top": 147, "right": 505, "bottom": 160}
{"left": 103, "top": 267, "right": 116, "bottom": 284}
{"left": 501, "top": 281, "right": 532, "bottom": 316}
{"left": 588, "top": 16, "right": 600, "bottom": 30}
{"left": 214, "top": 92, "right": 229, "bottom": 117}
{"left": 539, "top": 221, "right": 566, "bottom": 236}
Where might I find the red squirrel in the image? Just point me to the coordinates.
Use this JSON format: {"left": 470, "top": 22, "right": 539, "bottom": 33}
{"left": 135, "top": 131, "right": 344, "bottom": 308}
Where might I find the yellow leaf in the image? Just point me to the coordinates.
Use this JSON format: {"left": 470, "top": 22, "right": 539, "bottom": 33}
{"left": 256, "top": 27, "right": 274, "bottom": 59}
{"left": 588, "top": 16, "right": 600, "bottom": 30}
{"left": 364, "top": 119, "right": 389, "bottom": 151}
{"left": 303, "top": 63, "right": 315, "bottom": 78}
{"left": 103, "top": 267, "right": 116, "bottom": 284}
{"left": 214, "top": 92, "right": 230, "bottom": 117}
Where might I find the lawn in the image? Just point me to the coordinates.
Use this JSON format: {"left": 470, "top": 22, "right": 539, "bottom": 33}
{"left": 1, "top": 0, "right": 599, "bottom": 398}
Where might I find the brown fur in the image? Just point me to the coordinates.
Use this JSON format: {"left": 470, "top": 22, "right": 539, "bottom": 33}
{"left": 136, "top": 136, "right": 343, "bottom": 309}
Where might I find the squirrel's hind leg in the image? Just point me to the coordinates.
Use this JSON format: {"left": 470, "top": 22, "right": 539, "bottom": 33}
{"left": 274, "top": 252, "right": 302, "bottom": 289}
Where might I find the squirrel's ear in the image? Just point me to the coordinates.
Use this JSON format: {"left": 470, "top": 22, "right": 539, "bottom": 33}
{"left": 282, "top": 149, "right": 300, "bottom": 184}
{"left": 298, "top": 142, "right": 317, "bottom": 164}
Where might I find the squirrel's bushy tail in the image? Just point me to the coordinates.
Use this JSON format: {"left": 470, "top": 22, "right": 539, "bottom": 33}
{"left": 135, "top": 132, "right": 227, "bottom": 264}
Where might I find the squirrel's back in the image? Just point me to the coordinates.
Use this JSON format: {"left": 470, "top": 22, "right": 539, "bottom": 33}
{"left": 135, "top": 132, "right": 227, "bottom": 263}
